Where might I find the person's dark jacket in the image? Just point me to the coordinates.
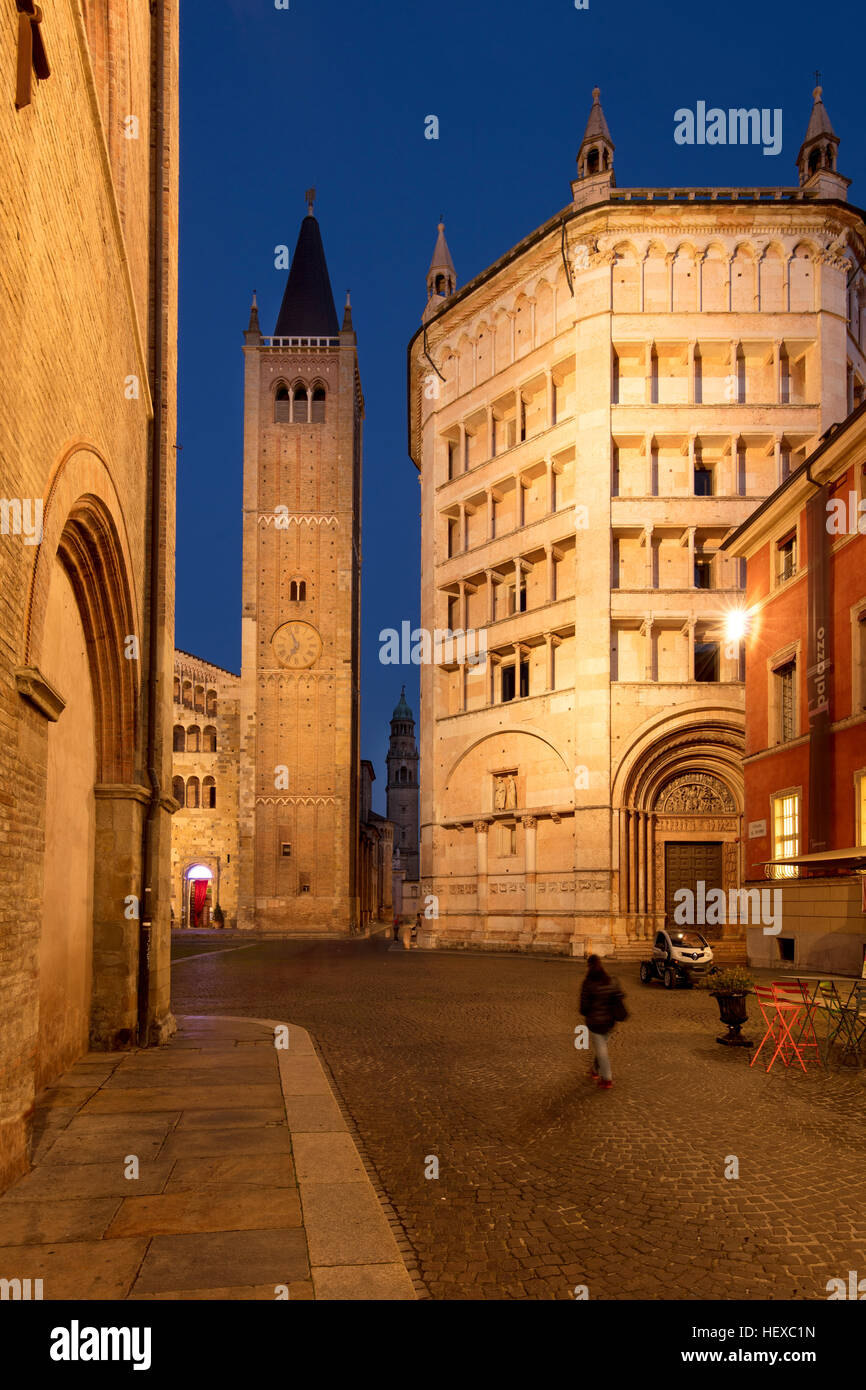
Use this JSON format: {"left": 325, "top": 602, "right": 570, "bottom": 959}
{"left": 580, "top": 973, "right": 623, "bottom": 1035}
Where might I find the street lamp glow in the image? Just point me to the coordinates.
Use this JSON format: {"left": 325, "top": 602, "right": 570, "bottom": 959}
{"left": 725, "top": 609, "right": 748, "bottom": 644}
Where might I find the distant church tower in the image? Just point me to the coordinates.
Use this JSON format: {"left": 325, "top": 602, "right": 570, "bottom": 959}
{"left": 386, "top": 687, "right": 419, "bottom": 882}
{"left": 238, "top": 194, "right": 363, "bottom": 931}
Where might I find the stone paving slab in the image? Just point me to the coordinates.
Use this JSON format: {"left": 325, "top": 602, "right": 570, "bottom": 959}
{"left": 131, "top": 1228, "right": 310, "bottom": 1294}
{"left": 0, "top": 1014, "right": 416, "bottom": 1301}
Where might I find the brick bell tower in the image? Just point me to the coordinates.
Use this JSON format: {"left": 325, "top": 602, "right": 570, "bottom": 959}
{"left": 238, "top": 192, "right": 363, "bottom": 931}
{"left": 386, "top": 687, "right": 420, "bottom": 883}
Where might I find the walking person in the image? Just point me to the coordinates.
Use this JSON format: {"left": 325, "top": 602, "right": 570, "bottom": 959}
{"left": 579, "top": 954, "right": 627, "bottom": 1090}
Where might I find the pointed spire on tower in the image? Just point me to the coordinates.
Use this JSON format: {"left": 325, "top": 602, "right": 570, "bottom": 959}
{"left": 796, "top": 83, "right": 848, "bottom": 200}
{"left": 340, "top": 289, "right": 356, "bottom": 343}
{"left": 423, "top": 220, "right": 457, "bottom": 321}
{"left": 244, "top": 290, "right": 262, "bottom": 344}
{"left": 573, "top": 87, "right": 616, "bottom": 207}
{"left": 274, "top": 195, "right": 340, "bottom": 338}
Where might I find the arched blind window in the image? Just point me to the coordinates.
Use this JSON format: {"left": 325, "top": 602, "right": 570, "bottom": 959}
{"left": 275, "top": 386, "right": 290, "bottom": 422}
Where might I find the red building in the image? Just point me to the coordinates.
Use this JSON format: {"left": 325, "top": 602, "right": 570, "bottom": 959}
{"left": 724, "top": 401, "right": 866, "bottom": 972}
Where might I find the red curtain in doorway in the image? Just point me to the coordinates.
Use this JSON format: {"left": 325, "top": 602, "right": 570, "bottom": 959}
{"left": 192, "top": 878, "right": 208, "bottom": 926}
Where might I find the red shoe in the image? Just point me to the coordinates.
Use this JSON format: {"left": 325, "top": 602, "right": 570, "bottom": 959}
{"left": 597, "top": 1078, "right": 613, "bottom": 1090}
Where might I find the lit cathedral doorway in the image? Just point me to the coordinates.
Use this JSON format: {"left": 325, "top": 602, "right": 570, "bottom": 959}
{"left": 185, "top": 864, "right": 213, "bottom": 928}
{"left": 664, "top": 842, "right": 724, "bottom": 936}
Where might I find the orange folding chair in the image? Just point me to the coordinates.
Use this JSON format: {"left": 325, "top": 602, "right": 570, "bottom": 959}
{"left": 772, "top": 980, "right": 822, "bottom": 1067}
{"left": 750, "top": 984, "right": 808, "bottom": 1073}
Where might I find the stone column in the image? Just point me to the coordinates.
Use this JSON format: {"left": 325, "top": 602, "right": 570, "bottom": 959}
{"left": 485, "top": 568, "right": 496, "bottom": 623}
{"left": 688, "top": 341, "right": 696, "bottom": 404}
{"left": 647, "top": 813, "right": 656, "bottom": 930}
{"left": 618, "top": 807, "right": 629, "bottom": 915}
{"left": 487, "top": 652, "right": 500, "bottom": 706}
{"left": 546, "top": 369, "right": 555, "bottom": 426}
{"left": 459, "top": 421, "right": 467, "bottom": 472}
{"left": 546, "top": 543, "right": 556, "bottom": 603}
{"left": 522, "top": 815, "right": 538, "bottom": 919}
{"left": 545, "top": 457, "right": 555, "bottom": 513}
{"left": 638, "top": 812, "right": 647, "bottom": 916}
{"left": 773, "top": 341, "right": 781, "bottom": 402}
{"left": 628, "top": 809, "right": 638, "bottom": 920}
{"left": 486, "top": 405, "right": 494, "bottom": 459}
{"left": 474, "top": 820, "right": 490, "bottom": 937}
{"left": 645, "top": 341, "right": 653, "bottom": 404}
{"left": 644, "top": 525, "right": 654, "bottom": 589}
{"left": 486, "top": 488, "right": 495, "bottom": 540}
{"left": 642, "top": 618, "right": 654, "bottom": 682}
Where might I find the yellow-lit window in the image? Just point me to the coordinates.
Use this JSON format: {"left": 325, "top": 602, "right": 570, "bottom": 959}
{"left": 856, "top": 772, "right": 866, "bottom": 847}
{"left": 772, "top": 792, "right": 800, "bottom": 878}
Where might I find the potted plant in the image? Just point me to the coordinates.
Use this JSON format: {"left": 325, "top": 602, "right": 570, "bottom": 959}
{"left": 212, "top": 904, "right": 225, "bottom": 930}
{"left": 698, "top": 965, "right": 755, "bottom": 1047}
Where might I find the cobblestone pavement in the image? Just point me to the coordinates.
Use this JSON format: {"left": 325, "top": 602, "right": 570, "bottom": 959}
{"left": 170, "top": 935, "right": 866, "bottom": 1301}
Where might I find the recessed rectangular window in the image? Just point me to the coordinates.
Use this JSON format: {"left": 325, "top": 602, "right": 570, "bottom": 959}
{"left": 776, "top": 936, "right": 795, "bottom": 962}
{"left": 694, "top": 465, "right": 714, "bottom": 497}
{"left": 694, "top": 557, "right": 712, "bottom": 589}
{"left": 776, "top": 533, "right": 796, "bottom": 583}
{"left": 501, "top": 665, "right": 516, "bottom": 702}
{"left": 498, "top": 822, "right": 517, "bottom": 856}
{"left": 772, "top": 791, "right": 799, "bottom": 877}
{"left": 856, "top": 771, "right": 866, "bottom": 847}
{"left": 774, "top": 659, "right": 796, "bottom": 742}
{"left": 281, "top": 843, "right": 292, "bottom": 857}
{"left": 694, "top": 640, "right": 720, "bottom": 682}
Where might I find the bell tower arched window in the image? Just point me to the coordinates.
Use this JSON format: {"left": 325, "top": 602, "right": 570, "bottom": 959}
{"left": 293, "top": 386, "right": 308, "bottom": 423}
{"left": 275, "top": 386, "right": 290, "bottom": 422}
{"left": 311, "top": 385, "right": 326, "bottom": 423}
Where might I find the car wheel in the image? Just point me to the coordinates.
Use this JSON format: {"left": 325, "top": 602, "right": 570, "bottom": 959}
{"left": 663, "top": 967, "right": 676, "bottom": 989}
{"left": 639, "top": 962, "right": 652, "bottom": 984}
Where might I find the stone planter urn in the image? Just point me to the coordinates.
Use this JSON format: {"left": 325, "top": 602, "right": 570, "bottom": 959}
{"left": 711, "top": 990, "right": 753, "bottom": 1047}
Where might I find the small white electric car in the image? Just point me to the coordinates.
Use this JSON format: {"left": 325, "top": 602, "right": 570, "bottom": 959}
{"left": 639, "top": 928, "right": 714, "bottom": 989}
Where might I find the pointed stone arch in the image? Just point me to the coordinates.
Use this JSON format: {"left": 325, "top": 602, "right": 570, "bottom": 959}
{"left": 23, "top": 444, "right": 143, "bottom": 1070}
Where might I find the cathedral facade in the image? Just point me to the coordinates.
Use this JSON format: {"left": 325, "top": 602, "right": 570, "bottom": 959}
{"left": 408, "top": 87, "right": 866, "bottom": 956}
{"left": 0, "top": 0, "right": 179, "bottom": 1190}
{"left": 170, "top": 650, "right": 241, "bottom": 929}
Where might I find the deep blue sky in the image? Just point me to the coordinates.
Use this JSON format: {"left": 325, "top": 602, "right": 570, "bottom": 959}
{"left": 177, "top": 0, "right": 864, "bottom": 812}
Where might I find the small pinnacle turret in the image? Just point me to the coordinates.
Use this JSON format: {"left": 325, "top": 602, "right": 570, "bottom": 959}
{"left": 572, "top": 87, "right": 616, "bottom": 209}
{"left": 797, "top": 84, "right": 849, "bottom": 201}
{"left": 423, "top": 220, "right": 456, "bottom": 321}
{"left": 244, "top": 291, "right": 262, "bottom": 344}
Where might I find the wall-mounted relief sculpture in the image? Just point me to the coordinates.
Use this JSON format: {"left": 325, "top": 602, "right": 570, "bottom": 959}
{"left": 493, "top": 771, "right": 518, "bottom": 811}
{"left": 656, "top": 773, "right": 736, "bottom": 815}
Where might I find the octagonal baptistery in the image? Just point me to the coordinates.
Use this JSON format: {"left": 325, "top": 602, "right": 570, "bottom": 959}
{"left": 407, "top": 86, "right": 866, "bottom": 956}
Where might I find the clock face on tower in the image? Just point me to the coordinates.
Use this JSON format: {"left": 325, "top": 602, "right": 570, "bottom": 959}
{"left": 272, "top": 620, "right": 323, "bottom": 670}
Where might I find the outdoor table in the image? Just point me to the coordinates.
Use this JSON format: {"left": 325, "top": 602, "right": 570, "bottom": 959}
{"left": 791, "top": 975, "right": 860, "bottom": 1066}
